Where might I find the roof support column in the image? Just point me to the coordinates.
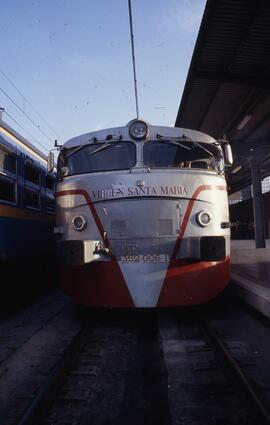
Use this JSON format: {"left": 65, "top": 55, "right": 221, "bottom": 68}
{"left": 250, "top": 157, "right": 266, "bottom": 248}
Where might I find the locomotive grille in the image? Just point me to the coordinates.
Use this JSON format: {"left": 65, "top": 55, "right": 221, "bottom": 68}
{"left": 158, "top": 219, "right": 173, "bottom": 236}
{"left": 111, "top": 220, "right": 127, "bottom": 237}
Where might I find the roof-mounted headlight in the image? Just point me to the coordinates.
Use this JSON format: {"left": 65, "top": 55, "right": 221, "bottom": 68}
{"left": 129, "top": 120, "right": 148, "bottom": 140}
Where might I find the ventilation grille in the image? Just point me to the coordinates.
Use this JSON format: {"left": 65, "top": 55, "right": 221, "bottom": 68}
{"left": 158, "top": 219, "right": 173, "bottom": 236}
{"left": 111, "top": 220, "right": 127, "bottom": 237}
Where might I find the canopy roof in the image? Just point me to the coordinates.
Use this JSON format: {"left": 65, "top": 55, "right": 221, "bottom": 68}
{"left": 175, "top": 0, "right": 270, "bottom": 193}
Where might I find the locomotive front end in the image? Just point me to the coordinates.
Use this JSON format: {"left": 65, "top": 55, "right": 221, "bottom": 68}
{"left": 55, "top": 120, "right": 231, "bottom": 307}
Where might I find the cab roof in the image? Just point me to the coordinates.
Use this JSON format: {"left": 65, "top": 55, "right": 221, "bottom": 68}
{"left": 64, "top": 121, "right": 218, "bottom": 149}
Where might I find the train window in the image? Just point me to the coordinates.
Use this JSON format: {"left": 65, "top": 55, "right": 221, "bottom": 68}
{"left": 59, "top": 141, "right": 136, "bottom": 175}
{"left": 46, "top": 174, "right": 55, "bottom": 190}
{"left": 46, "top": 193, "right": 56, "bottom": 212}
{"left": 0, "top": 147, "right": 17, "bottom": 203}
{"left": 25, "top": 186, "right": 40, "bottom": 209}
{"left": 143, "top": 141, "right": 222, "bottom": 171}
{"left": 0, "top": 175, "right": 16, "bottom": 203}
{"left": 45, "top": 174, "right": 55, "bottom": 212}
{"left": 0, "top": 147, "right": 16, "bottom": 175}
{"left": 24, "top": 162, "right": 40, "bottom": 185}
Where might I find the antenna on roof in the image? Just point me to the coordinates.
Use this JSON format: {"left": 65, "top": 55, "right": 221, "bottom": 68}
{"left": 128, "top": 0, "right": 139, "bottom": 119}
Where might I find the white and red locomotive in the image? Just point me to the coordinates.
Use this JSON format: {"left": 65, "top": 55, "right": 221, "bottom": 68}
{"left": 52, "top": 119, "right": 232, "bottom": 307}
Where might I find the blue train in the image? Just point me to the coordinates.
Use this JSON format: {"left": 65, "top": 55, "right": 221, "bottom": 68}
{"left": 0, "top": 115, "right": 56, "bottom": 304}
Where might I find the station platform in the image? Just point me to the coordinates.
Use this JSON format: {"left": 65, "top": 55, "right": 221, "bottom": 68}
{"left": 231, "top": 239, "right": 270, "bottom": 318}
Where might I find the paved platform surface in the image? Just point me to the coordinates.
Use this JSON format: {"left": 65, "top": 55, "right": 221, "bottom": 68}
{"left": 231, "top": 239, "right": 270, "bottom": 318}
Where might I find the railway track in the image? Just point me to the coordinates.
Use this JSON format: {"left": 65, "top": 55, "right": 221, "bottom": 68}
{"left": 166, "top": 295, "right": 270, "bottom": 424}
{"left": 17, "top": 310, "right": 170, "bottom": 425}
{"left": 201, "top": 293, "right": 270, "bottom": 424}
{"left": 203, "top": 319, "right": 270, "bottom": 424}
{"left": 10, "top": 292, "right": 270, "bottom": 425}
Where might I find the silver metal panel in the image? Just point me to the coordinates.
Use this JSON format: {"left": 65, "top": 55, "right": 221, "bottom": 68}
{"left": 158, "top": 219, "right": 173, "bottom": 236}
{"left": 111, "top": 220, "right": 127, "bottom": 237}
{"left": 57, "top": 170, "right": 230, "bottom": 246}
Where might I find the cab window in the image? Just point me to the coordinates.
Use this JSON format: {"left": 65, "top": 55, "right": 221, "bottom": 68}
{"left": 59, "top": 141, "right": 136, "bottom": 176}
{"left": 143, "top": 140, "right": 222, "bottom": 171}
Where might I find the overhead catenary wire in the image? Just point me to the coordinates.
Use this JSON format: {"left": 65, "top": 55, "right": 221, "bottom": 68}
{"left": 3, "top": 110, "right": 50, "bottom": 153}
{"left": 0, "top": 68, "right": 60, "bottom": 140}
{"left": 0, "top": 86, "right": 54, "bottom": 145}
{"left": 128, "top": 0, "right": 139, "bottom": 119}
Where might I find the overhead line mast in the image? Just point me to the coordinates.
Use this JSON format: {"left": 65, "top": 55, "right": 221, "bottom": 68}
{"left": 128, "top": 0, "right": 139, "bottom": 119}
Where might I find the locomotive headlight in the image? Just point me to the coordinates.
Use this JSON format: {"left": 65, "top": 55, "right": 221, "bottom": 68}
{"left": 129, "top": 120, "right": 148, "bottom": 140}
{"left": 196, "top": 210, "right": 212, "bottom": 227}
{"left": 72, "top": 215, "right": 87, "bottom": 231}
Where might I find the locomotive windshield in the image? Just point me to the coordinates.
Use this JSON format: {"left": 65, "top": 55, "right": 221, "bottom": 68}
{"left": 143, "top": 140, "right": 223, "bottom": 171}
{"left": 58, "top": 141, "right": 136, "bottom": 176}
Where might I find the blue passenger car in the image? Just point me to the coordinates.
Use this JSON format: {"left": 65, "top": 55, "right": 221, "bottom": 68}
{"left": 0, "top": 118, "right": 56, "bottom": 304}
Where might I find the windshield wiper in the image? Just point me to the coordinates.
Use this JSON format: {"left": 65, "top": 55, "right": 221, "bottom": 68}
{"left": 89, "top": 136, "right": 124, "bottom": 156}
{"left": 66, "top": 137, "right": 97, "bottom": 159}
{"left": 89, "top": 140, "right": 114, "bottom": 156}
{"left": 157, "top": 133, "right": 214, "bottom": 157}
{"left": 66, "top": 136, "right": 122, "bottom": 159}
{"left": 181, "top": 134, "right": 214, "bottom": 157}
{"left": 157, "top": 134, "right": 192, "bottom": 150}
{"left": 192, "top": 142, "right": 213, "bottom": 157}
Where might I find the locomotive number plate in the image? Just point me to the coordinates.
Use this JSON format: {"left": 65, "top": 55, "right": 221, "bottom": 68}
{"left": 120, "top": 254, "right": 170, "bottom": 263}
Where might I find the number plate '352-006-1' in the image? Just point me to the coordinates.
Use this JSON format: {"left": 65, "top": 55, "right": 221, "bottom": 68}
{"left": 120, "top": 254, "right": 170, "bottom": 263}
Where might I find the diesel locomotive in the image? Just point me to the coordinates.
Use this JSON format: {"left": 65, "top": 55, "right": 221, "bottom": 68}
{"left": 51, "top": 119, "right": 233, "bottom": 307}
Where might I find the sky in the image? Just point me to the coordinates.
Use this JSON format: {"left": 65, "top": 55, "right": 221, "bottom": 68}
{"left": 0, "top": 0, "right": 206, "bottom": 154}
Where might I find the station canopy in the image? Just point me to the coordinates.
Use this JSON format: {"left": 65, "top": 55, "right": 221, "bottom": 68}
{"left": 175, "top": 0, "right": 270, "bottom": 194}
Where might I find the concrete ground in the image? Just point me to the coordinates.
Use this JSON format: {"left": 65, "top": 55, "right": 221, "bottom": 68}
{"left": 231, "top": 239, "right": 270, "bottom": 318}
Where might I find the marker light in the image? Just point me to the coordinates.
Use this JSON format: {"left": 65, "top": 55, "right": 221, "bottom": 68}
{"left": 72, "top": 215, "right": 87, "bottom": 231}
{"left": 196, "top": 210, "right": 212, "bottom": 227}
{"left": 129, "top": 120, "right": 148, "bottom": 140}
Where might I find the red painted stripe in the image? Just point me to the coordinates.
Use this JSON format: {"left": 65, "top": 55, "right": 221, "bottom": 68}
{"left": 158, "top": 184, "right": 228, "bottom": 307}
{"left": 157, "top": 257, "right": 230, "bottom": 306}
{"left": 171, "top": 185, "right": 226, "bottom": 261}
{"left": 56, "top": 188, "right": 134, "bottom": 306}
{"left": 56, "top": 189, "right": 110, "bottom": 248}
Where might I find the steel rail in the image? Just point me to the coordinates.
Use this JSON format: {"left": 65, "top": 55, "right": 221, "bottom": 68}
{"left": 203, "top": 319, "right": 270, "bottom": 425}
{"left": 16, "top": 326, "right": 88, "bottom": 425}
